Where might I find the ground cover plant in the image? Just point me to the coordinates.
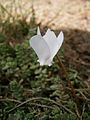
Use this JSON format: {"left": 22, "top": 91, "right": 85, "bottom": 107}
{"left": 0, "top": 1, "right": 90, "bottom": 120}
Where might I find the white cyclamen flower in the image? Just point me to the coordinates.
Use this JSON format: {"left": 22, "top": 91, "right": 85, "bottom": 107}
{"left": 29, "top": 27, "right": 64, "bottom": 66}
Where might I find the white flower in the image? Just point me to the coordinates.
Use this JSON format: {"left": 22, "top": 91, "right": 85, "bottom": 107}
{"left": 29, "top": 27, "right": 64, "bottom": 66}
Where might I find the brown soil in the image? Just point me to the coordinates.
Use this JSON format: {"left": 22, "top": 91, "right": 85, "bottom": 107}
{"left": 1, "top": 0, "right": 90, "bottom": 80}
{"left": 33, "top": 0, "right": 90, "bottom": 80}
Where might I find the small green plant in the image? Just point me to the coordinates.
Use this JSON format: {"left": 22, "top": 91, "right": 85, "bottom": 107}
{"left": 0, "top": 1, "right": 89, "bottom": 120}
{"left": 0, "top": 31, "right": 89, "bottom": 120}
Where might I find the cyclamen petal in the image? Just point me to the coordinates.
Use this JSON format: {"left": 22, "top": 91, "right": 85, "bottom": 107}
{"left": 37, "top": 26, "right": 41, "bottom": 35}
{"left": 29, "top": 27, "right": 64, "bottom": 66}
{"left": 57, "top": 31, "right": 64, "bottom": 49}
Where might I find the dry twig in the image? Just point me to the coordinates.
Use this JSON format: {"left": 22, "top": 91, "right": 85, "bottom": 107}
{"left": 6, "top": 97, "right": 74, "bottom": 115}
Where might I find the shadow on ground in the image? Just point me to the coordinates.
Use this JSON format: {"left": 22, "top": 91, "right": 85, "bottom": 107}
{"left": 42, "top": 26, "right": 90, "bottom": 80}
{"left": 1, "top": 20, "right": 90, "bottom": 80}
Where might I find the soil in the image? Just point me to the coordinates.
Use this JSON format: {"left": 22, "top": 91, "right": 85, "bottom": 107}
{"left": 33, "top": 0, "right": 90, "bottom": 81}
{"left": 1, "top": 0, "right": 90, "bottom": 81}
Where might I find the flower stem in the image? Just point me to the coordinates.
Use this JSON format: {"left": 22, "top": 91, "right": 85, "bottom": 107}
{"left": 56, "top": 54, "right": 78, "bottom": 105}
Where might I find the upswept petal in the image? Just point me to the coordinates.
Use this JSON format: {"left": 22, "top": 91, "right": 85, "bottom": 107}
{"left": 37, "top": 27, "right": 41, "bottom": 35}
{"left": 57, "top": 31, "right": 64, "bottom": 49}
{"left": 30, "top": 35, "right": 51, "bottom": 65}
{"left": 43, "top": 29, "right": 58, "bottom": 59}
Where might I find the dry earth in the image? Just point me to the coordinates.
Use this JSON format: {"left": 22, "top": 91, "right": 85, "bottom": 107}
{"left": 1, "top": 0, "right": 90, "bottom": 80}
